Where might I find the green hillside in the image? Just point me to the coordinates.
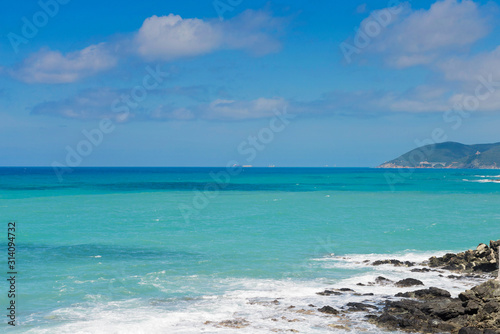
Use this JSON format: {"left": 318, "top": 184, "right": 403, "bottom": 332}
{"left": 378, "top": 142, "right": 500, "bottom": 169}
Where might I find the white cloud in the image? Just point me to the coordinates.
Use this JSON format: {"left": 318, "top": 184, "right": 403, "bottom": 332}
{"left": 135, "top": 14, "right": 222, "bottom": 60}
{"left": 286, "top": 85, "right": 456, "bottom": 116}
{"left": 30, "top": 88, "right": 197, "bottom": 122}
{"left": 11, "top": 43, "right": 116, "bottom": 83}
{"left": 150, "top": 105, "right": 195, "bottom": 120}
{"left": 30, "top": 86, "right": 290, "bottom": 122}
{"left": 440, "top": 46, "right": 500, "bottom": 82}
{"left": 134, "top": 10, "right": 282, "bottom": 60}
{"left": 449, "top": 89, "right": 500, "bottom": 112}
{"left": 202, "top": 97, "right": 288, "bottom": 120}
{"left": 363, "top": 0, "right": 491, "bottom": 68}
{"left": 10, "top": 10, "right": 283, "bottom": 84}
{"left": 338, "top": 0, "right": 500, "bottom": 114}
{"left": 31, "top": 88, "right": 123, "bottom": 120}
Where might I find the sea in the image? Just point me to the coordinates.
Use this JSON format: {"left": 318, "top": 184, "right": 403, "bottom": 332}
{"left": 1, "top": 167, "right": 500, "bottom": 333}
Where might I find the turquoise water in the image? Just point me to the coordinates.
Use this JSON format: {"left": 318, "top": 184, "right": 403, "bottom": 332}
{"left": 1, "top": 167, "right": 500, "bottom": 333}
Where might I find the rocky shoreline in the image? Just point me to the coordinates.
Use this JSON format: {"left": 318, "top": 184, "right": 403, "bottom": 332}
{"left": 202, "top": 240, "right": 500, "bottom": 333}
{"left": 314, "top": 240, "right": 500, "bottom": 334}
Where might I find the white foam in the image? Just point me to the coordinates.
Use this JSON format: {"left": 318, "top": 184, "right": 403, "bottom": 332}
{"left": 23, "top": 251, "right": 488, "bottom": 334}
{"left": 24, "top": 277, "right": 401, "bottom": 334}
{"left": 314, "top": 252, "right": 488, "bottom": 297}
{"left": 464, "top": 175, "right": 500, "bottom": 183}
{"left": 464, "top": 178, "right": 500, "bottom": 183}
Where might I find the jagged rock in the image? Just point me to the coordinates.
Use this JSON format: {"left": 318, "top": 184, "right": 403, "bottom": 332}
{"left": 316, "top": 289, "right": 342, "bottom": 296}
{"left": 473, "top": 262, "right": 498, "bottom": 272}
{"left": 318, "top": 305, "right": 339, "bottom": 314}
{"left": 328, "top": 324, "right": 351, "bottom": 330}
{"left": 484, "top": 330, "right": 500, "bottom": 334}
{"left": 396, "top": 278, "right": 424, "bottom": 287}
{"left": 476, "top": 243, "right": 488, "bottom": 255}
{"left": 491, "top": 240, "right": 500, "bottom": 249}
{"left": 396, "top": 287, "right": 451, "bottom": 299}
{"left": 345, "top": 302, "right": 377, "bottom": 312}
{"left": 427, "top": 240, "right": 500, "bottom": 273}
{"left": 458, "top": 328, "right": 483, "bottom": 334}
{"left": 458, "top": 328, "right": 500, "bottom": 334}
{"left": 375, "top": 276, "right": 393, "bottom": 285}
{"left": 372, "top": 259, "right": 415, "bottom": 267}
{"left": 372, "top": 279, "right": 500, "bottom": 333}
{"left": 205, "top": 318, "right": 250, "bottom": 328}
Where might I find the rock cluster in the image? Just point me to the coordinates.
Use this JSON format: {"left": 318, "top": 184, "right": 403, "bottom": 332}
{"left": 372, "top": 259, "right": 416, "bottom": 267}
{"left": 369, "top": 280, "right": 500, "bottom": 334}
{"left": 428, "top": 240, "right": 500, "bottom": 273}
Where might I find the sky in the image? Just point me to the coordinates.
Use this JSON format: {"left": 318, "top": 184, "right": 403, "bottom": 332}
{"left": 2, "top": 0, "right": 500, "bottom": 167}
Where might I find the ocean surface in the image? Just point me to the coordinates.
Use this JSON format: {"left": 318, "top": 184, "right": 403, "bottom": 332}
{"left": 1, "top": 167, "right": 500, "bottom": 333}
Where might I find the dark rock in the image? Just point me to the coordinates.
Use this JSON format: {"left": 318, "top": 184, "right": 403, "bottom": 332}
{"left": 374, "top": 279, "right": 500, "bottom": 333}
{"left": 484, "top": 330, "right": 500, "bottom": 334}
{"left": 411, "top": 268, "right": 432, "bottom": 273}
{"left": 473, "top": 262, "right": 497, "bottom": 272}
{"left": 423, "top": 298, "right": 465, "bottom": 320}
{"left": 483, "top": 300, "right": 500, "bottom": 313}
{"left": 396, "top": 278, "right": 424, "bottom": 287}
{"left": 316, "top": 290, "right": 342, "bottom": 296}
{"left": 372, "top": 259, "right": 415, "bottom": 267}
{"left": 318, "top": 305, "right": 339, "bottom": 314}
{"left": 458, "top": 328, "right": 483, "bottom": 334}
{"left": 339, "top": 288, "right": 354, "bottom": 292}
{"left": 427, "top": 240, "right": 499, "bottom": 274}
{"left": 396, "top": 287, "right": 451, "bottom": 299}
{"left": 346, "top": 302, "right": 377, "bottom": 312}
{"left": 469, "top": 279, "right": 500, "bottom": 299}
{"left": 464, "top": 300, "right": 481, "bottom": 315}
{"left": 375, "top": 276, "right": 393, "bottom": 285}
{"left": 417, "top": 287, "right": 449, "bottom": 299}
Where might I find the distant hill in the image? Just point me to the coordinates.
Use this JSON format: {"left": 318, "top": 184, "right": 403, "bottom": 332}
{"left": 378, "top": 142, "right": 500, "bottom": 169}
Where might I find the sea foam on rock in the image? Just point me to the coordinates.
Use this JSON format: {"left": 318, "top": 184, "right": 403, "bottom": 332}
{"left": 362, "top": 239, "right": 500, "bottom": 333}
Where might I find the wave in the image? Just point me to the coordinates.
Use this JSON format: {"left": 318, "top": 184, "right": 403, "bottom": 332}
{"left": 463, "top": 178, "right": 500, "bottom": 183}
{"left": 22, "top": 251, "right": 488, "bottom": 334}
{"left": 313, "top": 251, "right": 486, "bottom": 297}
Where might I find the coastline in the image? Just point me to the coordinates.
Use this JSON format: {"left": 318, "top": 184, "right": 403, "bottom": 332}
{"left": 200, "top": 240, "right": 500, "bottom": 334}
{"left": 376, "top": 164, "right": 500, "bottom": 169}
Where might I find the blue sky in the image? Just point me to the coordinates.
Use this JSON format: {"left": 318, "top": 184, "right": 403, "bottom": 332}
{"left": 2, "top": 0, "right": 500, "bottom": 167}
